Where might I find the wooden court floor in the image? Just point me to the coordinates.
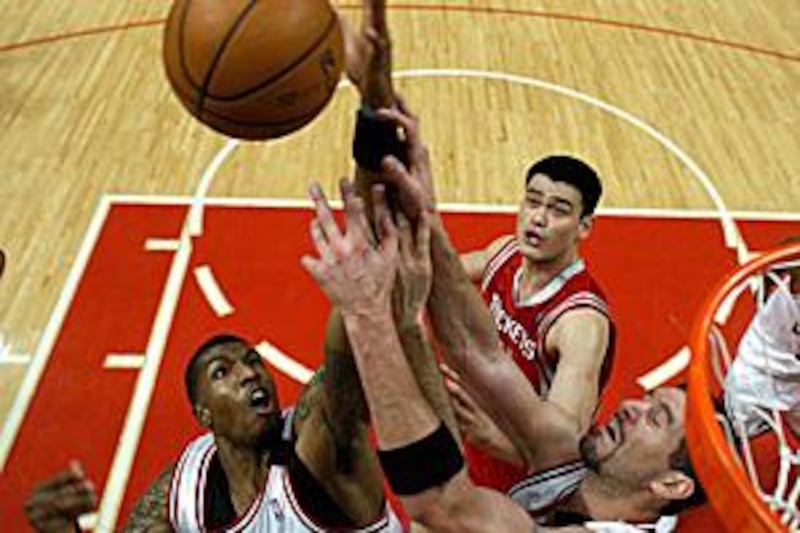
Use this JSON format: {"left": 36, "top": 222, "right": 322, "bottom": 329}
{"left": 0, "top": 0, "right": 798, "bottom": 528}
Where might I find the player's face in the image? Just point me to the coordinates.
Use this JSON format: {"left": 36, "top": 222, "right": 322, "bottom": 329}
{"left": 580, "top": 387, "right": 686, "bottom": 486}
{"left": 516, "top": 174, "right": 591, "bottom": 264}
{"left": 196, "top": 341, "right": 281, "bottom": 446}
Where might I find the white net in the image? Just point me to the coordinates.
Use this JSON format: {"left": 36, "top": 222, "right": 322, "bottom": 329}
{"left": 707, "top": 256, "right": 800, "bottom": 531}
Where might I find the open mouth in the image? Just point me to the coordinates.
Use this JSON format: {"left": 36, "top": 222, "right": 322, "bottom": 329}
{"left": 605, "top": 415, "right": 624, "bottom": 447}
{"left": 248, "top": 387, "right": 272, "bottom": 415}
{"left": 524, "top": 230, "right": 543, "bottom": 246}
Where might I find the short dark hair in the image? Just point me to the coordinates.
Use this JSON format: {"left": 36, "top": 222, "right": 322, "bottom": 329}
{"left": 525, "top": 155, "right": 602, "bottom": 217}
{"left": 184, "top": 334, "right": 247, "bottom": 406}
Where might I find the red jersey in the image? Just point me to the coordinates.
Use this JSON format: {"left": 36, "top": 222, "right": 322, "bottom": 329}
{"left": 465, "top": 239, "right": 615, "bottom": 493}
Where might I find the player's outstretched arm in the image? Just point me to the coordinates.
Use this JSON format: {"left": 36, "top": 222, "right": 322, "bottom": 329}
{"left": 122, "top": 465, "right": 172, "bottom": 532}
{"left": 392, "top": 209, "right": 462, "bottom": 446}
{"left": 292, "top": 307, "right": 385, "bottom": 523}
{"left": 301, "top": 179, "right": 546, "bottom": 532}
{"left": 442, "top": 363, "right": 524, "bottom": 465}
{"left": 377, "top": 104, "right": 579, "bottom": 470}
{"left": 25, "top": 462, "right": 97, "bottom": 533}
{"left": 341, "top": 0, "right": 393, "bottom": 108}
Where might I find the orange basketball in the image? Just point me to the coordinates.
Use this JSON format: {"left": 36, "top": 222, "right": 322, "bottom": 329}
{"left": 163, "top": 0, "right": 344, "bottom": 140}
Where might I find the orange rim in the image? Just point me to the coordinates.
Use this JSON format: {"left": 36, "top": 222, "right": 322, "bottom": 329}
{"left": 687, "top": 242, "right": 800, "bottom": 533}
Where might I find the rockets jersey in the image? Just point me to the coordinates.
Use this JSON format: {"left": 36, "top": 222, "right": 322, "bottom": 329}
{"left": 169, "top": 409, "right": 403, "bottom": 533}
{"left": 466, "top": 238, "right": 615, "bottom": 493}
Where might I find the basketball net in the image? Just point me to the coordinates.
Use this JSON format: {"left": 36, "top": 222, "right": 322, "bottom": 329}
{"left": 688, "top": 243, "right": 800, "bottom": 533}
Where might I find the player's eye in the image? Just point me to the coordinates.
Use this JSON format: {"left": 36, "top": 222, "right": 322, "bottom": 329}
{"left": 526, "top": 196, "right": 542, "bottom": 207}
{"left": 210, "top": 365, "right": 227, "bottom": 380}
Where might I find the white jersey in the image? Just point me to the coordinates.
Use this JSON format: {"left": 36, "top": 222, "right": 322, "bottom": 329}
{"left": 169, "top": 420, "right": 403, "bottom": 532}
{"left": 725, "top": 285, "right": 800, "bottom": 435}
{"left": 508, "top": 460, "right": 587, "bottom": 519}
{"left": 508, "top": 461, "right": 676, "bottom": 532}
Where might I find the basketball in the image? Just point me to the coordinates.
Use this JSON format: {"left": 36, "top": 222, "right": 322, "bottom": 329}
{"left": 163, "top": 0, "right": 344, "bottom": 140}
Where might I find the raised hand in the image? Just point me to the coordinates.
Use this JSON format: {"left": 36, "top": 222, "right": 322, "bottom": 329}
{"left": 441, "top": 364, "right": 525, "bottom": 466}
{"left": 392, "top": 210, "right": 432, "bottom": 327}
{"left": 375, "top": 101, "right": 437, "bottom": 222}
{"left": 340, "top": 0, "right": 393, "bottom": 107}
{"left": 25, "top": 461, "right": 97, "bottom": 533}
{"left": 302, "top": 180, "right": 399, "bottom": 316}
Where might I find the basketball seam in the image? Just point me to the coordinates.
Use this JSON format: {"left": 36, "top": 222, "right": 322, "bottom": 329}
{"left": 177, "top": 0, "right": 201, "bottom": 90}
{"left": 199, "top": 96, "right": 330, "bottom": 128}
{"left": 203, "top": 12, "right": 339, "bottom": 102}
{"left": 197, "top": 0, "right": 259, "bottom": 113}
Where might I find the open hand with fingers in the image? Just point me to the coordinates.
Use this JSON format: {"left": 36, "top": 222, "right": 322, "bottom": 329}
{"left": 25, "top": 461, "right": 97, "bottom": 533}
{"left": 302, "top": 180, "right": 398, "bottom": 317}
{"left": 441, "top": 363, "right": 525, "bottom": 466}
{"left": 392, "top": 211, "right": 433, "bottom": 327}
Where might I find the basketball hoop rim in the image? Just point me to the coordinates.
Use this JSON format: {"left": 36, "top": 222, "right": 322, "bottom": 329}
{"left": 687, "top": 242, "right": 800, "bottom": 532}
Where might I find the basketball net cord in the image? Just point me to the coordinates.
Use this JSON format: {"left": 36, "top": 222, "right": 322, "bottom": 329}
{"left": 710, "top": 268, "right": 800, "bottom": 531}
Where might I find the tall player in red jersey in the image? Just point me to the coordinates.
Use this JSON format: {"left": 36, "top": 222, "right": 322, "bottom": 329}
{"left": 459, "top": 156, "right": 615, "bottom": 493}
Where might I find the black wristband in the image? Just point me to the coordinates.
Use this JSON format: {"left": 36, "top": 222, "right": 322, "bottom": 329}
{"left": 378, "top": 423, "right": 464, "bottom": 495}
{"left": 352, "top": 105, "right": 407, "bottom": 171}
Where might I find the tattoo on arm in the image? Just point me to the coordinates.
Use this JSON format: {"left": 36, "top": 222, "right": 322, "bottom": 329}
{"left": 322, "top": 310, "right": 369, "bottom": 473}
{"left": 294, "top": 310, "right": 369, "bottom": 474}
{"left": 123, "top": 465, "right": 173, "bottom": 532}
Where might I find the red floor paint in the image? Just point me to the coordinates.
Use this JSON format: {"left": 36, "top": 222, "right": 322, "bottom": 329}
{"left": 1, "top": 200, "right": 798, "bottom": 531}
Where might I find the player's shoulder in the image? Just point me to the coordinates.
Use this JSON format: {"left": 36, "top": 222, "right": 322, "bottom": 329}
{"left": 486, "top": 234, "right": 516, "bottom": 258}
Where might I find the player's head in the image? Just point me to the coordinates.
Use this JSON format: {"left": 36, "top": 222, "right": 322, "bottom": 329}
{"left": 185, "top": 334, "right": 281, "bottom": 448}
{"left": 517, "top": 156, "right": 602, "bottom": 264}
{"left": 579, "top": 386, "right": 705, "bottom": 518}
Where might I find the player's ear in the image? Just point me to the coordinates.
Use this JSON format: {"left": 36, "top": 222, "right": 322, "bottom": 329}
{"left": 195, "top": 405, "right": 212, "bottom": 428}
{"left": 578, "top": 214, "right": 594, "bottom": 239}
{"left": 649, "top": 470, "right": 695, "bottom": 502}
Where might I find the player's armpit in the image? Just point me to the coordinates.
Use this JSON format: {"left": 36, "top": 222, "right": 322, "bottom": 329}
{"left": 546, "top": 308, "right": 610, "bottom": 434}
{"left": 122, "top": 465, "right": 173, "bottom": 533}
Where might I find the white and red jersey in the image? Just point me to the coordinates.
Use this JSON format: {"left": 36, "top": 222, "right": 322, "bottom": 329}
{"left": 509, "top": 461, "right": 678, "bottom": 532}
{"left": 508, "top": 460, "right": 587, "bottom": 520}
{"left": 169, "top": 409, "right": 403, "bottom": 532}
{"left": 466, "top": 239, "right": 615, "bottom": 493}
{"left": 725, "top": 283, "right": 800, "bottom": 437}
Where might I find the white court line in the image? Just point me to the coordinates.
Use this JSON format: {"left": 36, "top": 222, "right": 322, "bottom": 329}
{"left": 104, "top": 194, "right": 800, "bottom": 222}
{"left": 96, "top": 140, "right": 239, "bottom": 530}
{"left": 103, "top": 354, "right": 146, "bottom": 370}
{"left": 0, "top": 196, "right": 112, "bottom": 471}
{"left": 145, "top": 238, "right": 180, "bottom": 252}
{"left": 637, "top": 346, "right": 691, "bottom": 391}
{"left": 194, "top": 265, "right": 234, "bottom": 317}
{"left": 77, "top": 512, "right": 97, "bottom": 531}
{"left": 255, "top": 341, "right": 314, "bottom": 385}
{"left": 10, "top": 67, "right": 796, "bottom": 521}
{"left": 0, "top": 354, "right": 33, "bottom": 365}
{"left": 714, "top": 275, "right": 756, "bottom": 325}
{"left": 188, "top": 139, "right": 240, "bottom": 236}
{"left": 95, "top": 229, "right": 193, "bottom": 531}
{"left": 391, "top": 68, "right": 750, "bottom": 263}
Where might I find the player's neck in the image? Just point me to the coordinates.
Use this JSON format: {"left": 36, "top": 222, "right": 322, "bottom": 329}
{"left": 215, "top": 437, "right": 270, "bottom": 515}
{"left": 518, "top": 250, "right": 580, "bottom": 296}
{"left": 572, "top": 471, "right": 658, "bottom": 523}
